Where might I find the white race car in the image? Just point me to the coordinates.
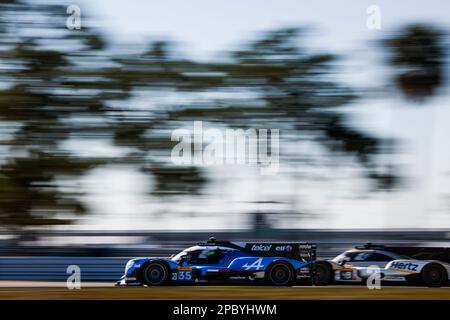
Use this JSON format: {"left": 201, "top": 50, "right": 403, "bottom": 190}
{"left": 315, "top": 243, "right": 450, "bottom": 287}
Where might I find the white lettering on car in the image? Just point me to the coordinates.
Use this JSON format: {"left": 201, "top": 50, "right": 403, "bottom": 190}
{"left": 243, "top": 258, "right": 264, "bottom": 270}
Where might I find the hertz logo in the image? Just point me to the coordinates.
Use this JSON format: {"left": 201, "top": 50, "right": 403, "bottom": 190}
{"left": 390, "top": 261, "right": 419, "bottom": 272}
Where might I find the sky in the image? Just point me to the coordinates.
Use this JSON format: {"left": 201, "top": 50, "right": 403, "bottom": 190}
{"left": 63, "top": 0, "right": 450, "bottom": 230}
{"left": 84, "top": 0, "right": 450, "bottom": 57}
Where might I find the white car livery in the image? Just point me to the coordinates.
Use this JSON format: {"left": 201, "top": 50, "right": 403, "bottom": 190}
{"left": 316, "top": 244, "right": 450, "bottom": 287}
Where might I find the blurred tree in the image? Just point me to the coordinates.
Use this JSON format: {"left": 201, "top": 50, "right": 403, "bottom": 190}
{"left": 108, "top": 40, "right": 210, "bottom": 196}
{"left": 168, "top": 28, "right": 398, "bottom": 191}
{"left": 0, "top": 2, "right": 403, "bottom": 232}
{"left": 384, "top": 24, "right": 446, "bottom": 100}
{"left": 0, "top": 1, "right": 128, "bottom": 230}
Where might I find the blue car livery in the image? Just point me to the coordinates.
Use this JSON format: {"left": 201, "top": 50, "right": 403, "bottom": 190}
{"left": 116, "top": 238, "right": 317, "bottom": 286}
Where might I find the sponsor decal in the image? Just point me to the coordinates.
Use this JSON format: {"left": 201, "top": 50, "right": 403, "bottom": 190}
{"left": 251, "top": 244, "right": 272, "bottom": 251}
{"left": 275, "top": 245, "right": 293, "bottom": 252}
{"left": 243, "top": 258, "right": 264, "bottom": 270}
{"left": 390, "top": 261, "right": 419, "bottom": 272}
{"left": 340, "top": 270, "right": 354, "bottom": 280}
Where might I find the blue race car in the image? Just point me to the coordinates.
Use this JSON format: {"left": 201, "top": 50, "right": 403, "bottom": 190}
{"left": 116, "top": 238, "right": 317, "bottom": 286}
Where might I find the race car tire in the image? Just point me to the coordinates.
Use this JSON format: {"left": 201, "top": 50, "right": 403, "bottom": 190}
{"left": 421, "top": 263, "right": 447, "bottom": 287}
{"left": 314, "top": 261, "right": 333, "bottom": 286}
{"left": 266, "top": 262, "right": 295, "bottom": 286}
{"left": 141, "top": 261, "right": 169, "bottom": 286}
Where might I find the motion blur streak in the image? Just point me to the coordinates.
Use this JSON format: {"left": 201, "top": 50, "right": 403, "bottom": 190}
{"left": 0, "top": 1, "right": 450, "bottom": 296}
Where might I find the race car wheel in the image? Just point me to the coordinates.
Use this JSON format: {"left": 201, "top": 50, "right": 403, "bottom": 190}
{"left": 266, "top": 262, "right": 295, "bottom": 286}
{"left": 314, "top": 261, "right": 332, "bottom": 286}
{"left": 421, "top": 263, "right": 447, "bottom": 287}
{"left": 141, "top": 261, "right": 169, "bottom": 286}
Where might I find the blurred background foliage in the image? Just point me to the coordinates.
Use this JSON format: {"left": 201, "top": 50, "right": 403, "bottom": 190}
{"left": 384, "top": 24, "right": 446, "bottom": 101}
{"left": 0, "top": 0, "right": 447, "bottom": 231}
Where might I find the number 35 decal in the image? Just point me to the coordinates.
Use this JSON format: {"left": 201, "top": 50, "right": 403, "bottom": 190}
{"left": 172, "top": 271, "right": 192, "bottom": 281}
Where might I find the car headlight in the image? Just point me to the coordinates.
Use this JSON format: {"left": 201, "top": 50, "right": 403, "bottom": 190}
{"left": 125, "top": 259, "right": 135, "bottom": 272}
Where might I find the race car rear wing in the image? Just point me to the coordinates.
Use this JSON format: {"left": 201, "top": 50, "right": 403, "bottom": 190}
{"left": 198, "top": 238, "right": 316, "bottom": 262}
{"left": 239, "top": 242, "right": 317, "bottom": 262}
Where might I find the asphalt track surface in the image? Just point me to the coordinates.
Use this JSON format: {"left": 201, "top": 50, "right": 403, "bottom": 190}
{"left": 1, "top": 281, "right": 450, "bottom": 299}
